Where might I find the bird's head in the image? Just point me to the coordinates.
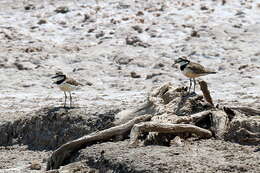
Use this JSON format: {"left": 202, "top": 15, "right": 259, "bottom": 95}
{"left": 174, "top": 56, "right": 190, "bottom": 66}
{"left": 52, "top": 71, "right": 66, "bottom": 82}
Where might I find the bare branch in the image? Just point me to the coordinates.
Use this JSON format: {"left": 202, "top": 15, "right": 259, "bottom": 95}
{"left": 129, "top": 122, "right": 212, "bottom": 147}
{"left": 199, "top": 80, "right": 214, "bottom": 106}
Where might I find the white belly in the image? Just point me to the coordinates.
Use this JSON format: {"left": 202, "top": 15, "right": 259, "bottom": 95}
{"left": 59, "top": 83, "right": 76, "bottom": 92}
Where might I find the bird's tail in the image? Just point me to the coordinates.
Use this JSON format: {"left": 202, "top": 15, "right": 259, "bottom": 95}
{"left": 207, "top": 71, "right": 217, "bottom": 74}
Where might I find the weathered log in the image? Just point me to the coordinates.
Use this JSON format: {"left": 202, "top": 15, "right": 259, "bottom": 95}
{"left": 129, "top": 122, "right": 212, "bottom": 146}
{"left": 230, "top": 107, "right": 260, "bottom": 116}
{"left": 199, "top": 80, "right": 214, "bottom": 106}
{"left": 210, "top": 110, "right": 229, "bottom": 139}
{"left": 47, "top": 114, "right": 152, "bottom": 170}
{"left": 176, "top": 110, "right": 211, "bottom": 124}
{"left": 113, "top": 101, "right": 154, "bottom": 126}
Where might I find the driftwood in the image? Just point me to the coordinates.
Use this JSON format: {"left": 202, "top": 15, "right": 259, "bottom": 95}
{"left": 129, "top": 123, "right": 212, "bottom": 146}
{"left": 199, "top": 80, "right": 214, "bottom": 106}
{"left": 210, "top": 111, "right": 229, "bottom": 139}
{"left": 47, "top": 114, "right": 152, "bottom": 170}
{"left": 46, "top": 82, "right": 260, "bottom": 170}
{"left": 176, "top": 110, "right": 211, "bottom": 124}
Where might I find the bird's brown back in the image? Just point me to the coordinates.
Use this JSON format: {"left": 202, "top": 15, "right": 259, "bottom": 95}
{"left": 66, "top": 78, "right": 83, "bottom": 86}
{"left": 187, "top": 62, "right": 216, "bottom": 74}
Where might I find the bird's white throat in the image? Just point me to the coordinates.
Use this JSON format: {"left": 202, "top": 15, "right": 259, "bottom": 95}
{"left": 179, "top": 61, "right": 189, "bottom": 66}
{"left": 55, "top": 76, "right": 65, "bottom": 82}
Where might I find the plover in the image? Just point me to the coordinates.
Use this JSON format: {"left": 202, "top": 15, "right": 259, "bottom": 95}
{"left": 174, "top": 57, "right": 216, "bottom": 93}
{"left": 52, "top": 71, "right": 83, "bottom": 107}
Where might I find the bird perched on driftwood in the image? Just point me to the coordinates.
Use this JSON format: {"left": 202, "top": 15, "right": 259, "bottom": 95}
{"left": 174, "top": 57, "right": 216, "bottom": 93}
{"left": 52, "top": 71, "right": 83, "bottom": 108}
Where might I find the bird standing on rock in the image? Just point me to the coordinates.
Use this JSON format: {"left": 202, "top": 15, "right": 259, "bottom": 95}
{"left": 174, "top": 57, "right": 216, "bottom": 93}
{"left": 52, "top": 71, "right": 83, "bottom": 108}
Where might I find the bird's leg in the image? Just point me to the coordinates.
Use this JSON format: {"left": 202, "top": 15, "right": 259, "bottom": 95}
{"left": 69, "top": 92, "right": 72, "bottom": 108}
{"left": 64, "top": 91, "right": 67, "bottom": 107}
{"left": 188, "top": 78, "right": 192, "bottom": 93}
{"left": 193, "top": 78, "right": 196, "bottom": 93}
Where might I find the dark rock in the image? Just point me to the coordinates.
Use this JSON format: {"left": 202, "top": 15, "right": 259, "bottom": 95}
{"left": 191, "top": 30, "right": 200, "bottom": 37}
{"left": 132, "top": 25, "right": 143, "bottom": 33}
{"left": 126, "top": 36, "right": 150, "bottom": 48}
{"left": 54, "top": 6, "right": 69, "bottom": 14}
{"left": 95, "top": 31, "right": 104, "bottom": 38}
{"left": 238, "top": 64, "right": 248, "bottom": 70}
{"left": 130, "top": 72, "right": 141, "bottom": 78}
{"left": 153, "top": 63, "right": 165, "bottom": 69}
{"left": 88, "top": 28, "right": 95, "bottom": 33}
{"left": 146, "top": 73, "right": 163, "bottom": 79}
{"left": 136, "top": 11, "right": 144, "bottom": 16}
{"left": 24, "top": 4, "right": 35, "bottom": 10}
{"left": 38, "top": 19, "right": 47, "bottom": 25}
{"left": 200, "top": 6, "right": 209, "bottom": 10}
{"left": 83, "top": 14, "right": 90, "bottom": 22}
{"left": 13, "top": 62, "right": 29, "bottom": 70}
{"left": 113, "top": 55, "right": 133, "bottom": 65}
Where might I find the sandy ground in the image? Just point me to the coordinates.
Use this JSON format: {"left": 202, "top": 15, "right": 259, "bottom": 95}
{"left": 0, "top": 0, "right": 259, "bottom": 172}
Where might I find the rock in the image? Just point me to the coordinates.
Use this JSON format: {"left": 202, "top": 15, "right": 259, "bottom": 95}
{"left": 153, "top": 63, "right": 165, "bottom": 69}
{"left": 88, "top": 28, "right": 95, "bottom": 33}
{"left": 132, "top": 25, "right": 143, "bottom": 33}
{"left": 82, "top": 14, "right": 90, "bottom": 22}
{"left": 29, "top": 162, "right": 41, "bottom": 170}
{"left": 113, "top": 55, "right": 133, "bottom": 65}
{"left": 130, "top": 72, "right": 141, "bottom": 78}
{"left": 200, "top": 6, "right": 209, "bottom": 10}
{"left": 238, "top": 64, "right": 248, "bottom": 70}
{"left": 116, "top": 3, "right": 130, "bottom": 9}
{"left": 13, "top": 62, "right": 29, "bottom": 70}
{"left": 55, "top": 6, "right": 69, "bottom": 13}
{"left": 191, "top": 30, "right": 200, "bottom": 37}
{"left": 125, "top": 36, "right": 150, "bottom": 48}
{"left": 38, "top": 19, "right": 47, "bottom": 25}
{"left": 95, "top": 31, "right": 104, "bottom": 38}
{"left": 24, "top": 47, "right": 42, "bottom": 53}
{"left": 146, "top": 73, "right": 163, "bottom": 79}
{"left": 136, "top": 11, "right": 144, "bottom": 16}
{"left": 24, "top": 4, "right": 35, "bottom": 10}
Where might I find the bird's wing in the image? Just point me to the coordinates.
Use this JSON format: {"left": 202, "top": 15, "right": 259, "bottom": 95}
{"left": 66, "top": 78, "right": 83, "bottom": 86}
{"left": 187, "top": 63, "right": 216, "bottom": 74}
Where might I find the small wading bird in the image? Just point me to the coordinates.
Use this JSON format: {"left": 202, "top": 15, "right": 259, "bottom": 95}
{"left": 52, "top": 72, "right": 83, "bottom": 108}
{"left": 174, "top": 57, "right": 216, "bottom": 93}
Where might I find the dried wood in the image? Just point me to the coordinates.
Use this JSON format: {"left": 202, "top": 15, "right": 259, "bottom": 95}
{"left": 199, "top": 80, "right": 214, "bottom": 106}
{"left": 176, "top": 110, "right": 211, "bottom": 124}
{"left": 210, "top": 110, "right": 229, "bottom": 139}
{"left": 47, "top": 114, "right": 152, "bottom": 170}
{"left": 129, "top": 122, "right": 212, "bottom": 146}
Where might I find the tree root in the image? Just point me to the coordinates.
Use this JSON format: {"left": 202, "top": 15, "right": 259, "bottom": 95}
{"left": 129, "top": 122, "right": 212, "bottom": 147}
{"left": 47, "top": 114, "right": 152, "bottom": 170}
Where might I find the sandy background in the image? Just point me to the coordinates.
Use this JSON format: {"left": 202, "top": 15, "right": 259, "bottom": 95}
{"left": 0, "top": 0, "right": 259, "bottom": 172}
